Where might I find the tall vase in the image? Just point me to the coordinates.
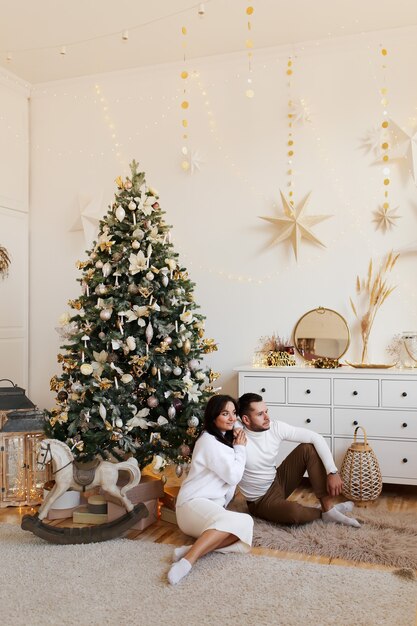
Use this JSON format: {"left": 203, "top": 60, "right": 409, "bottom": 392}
{"left": 361, "top": 336, "right": 369, "bottom": 364}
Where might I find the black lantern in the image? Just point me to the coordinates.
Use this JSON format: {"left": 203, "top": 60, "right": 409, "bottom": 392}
{"left": 0, "top": 379, "right": 48, "bottom": 507}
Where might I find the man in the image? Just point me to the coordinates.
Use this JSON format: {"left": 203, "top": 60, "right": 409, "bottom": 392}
{"left": 238, "top": 393, "right": 360, "bottom": 527}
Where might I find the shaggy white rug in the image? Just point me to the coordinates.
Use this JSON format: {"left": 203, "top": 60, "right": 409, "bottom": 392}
{"left": 0, "top": 525, "right": 416, "bottom": 626}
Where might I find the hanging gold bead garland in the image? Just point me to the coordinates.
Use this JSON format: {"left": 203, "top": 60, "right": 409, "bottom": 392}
{"left": 374, "top": 45, "right": 401, "bottom": 232}
{"left": 287, "top": 57, "right": 295, "bottom": 206}
{"left": 245, "top": 6, "right": 255, "bottom": 98}
{"left": 180, "top": 25, "right": 190, "bottom": 172}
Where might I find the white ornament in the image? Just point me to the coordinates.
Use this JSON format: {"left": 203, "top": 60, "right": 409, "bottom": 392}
{"left": 126, "top": 336, "right": 136, "bottom": 351}
{"left": 173, "top": 366, "right": 182, "bottom": 376}
{"left": 115, "top": 418, "right": 123, "bottom": 428}
{"left": 162, "top": 275, "right": 169, "bottom": 287}
{"left": 99, "top": 403, "right": 107, "bottom": 420}
{"left": 121, "top": 373, "right": 133, "bottom": 384}
{"left": 95, "top": 260, "right": 103, "bottom": 269}
{"left": 145, "top": 321, "right": 154, "bottom": 344}
{"left": 115, "top": 206, "right": 126, "bottom": 222}
{"left": 128, "top": 201, "right": 136, "bottom": 211}
{"left": 168, "top": 406, "right": 176, "bottom": 419}
{"left": 133, "top": 228, "right": 144, "bottom": 240}
{"left": 132, "top": 240, "right": 140, "bottom": 250}
{"left": 188, "top": 416, "right": 199, "bottom": 427}
{"left": 157, "top": 416, "right": 168, "bottom": 426}
{"left": 146, "top": 271, "right": 154, "bottom": 281}
{"left": 102, "top": 262, "right": 112, "bottom": 277}
{"left": 80, "top": 363, "right": 93, "bottom": 375}
{"left": 100, "top": 309, "right": 113, "bottom": 321}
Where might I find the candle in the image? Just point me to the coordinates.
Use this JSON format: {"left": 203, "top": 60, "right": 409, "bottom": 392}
{"left": 182, "top": 306, "right": 186, "bottom": 313}
{"left": 175, "top": 320, "right": 178, "bottom": 332}
{"left": 133, "top": 214, "right": 136, "bottom": 225}
{"left": 149, "top": 295, "right": 153, "bottom": 306}
{"left": 81, "top": 351, "right": 85, "bottom": 363}
{"left": 114, "top": 377, "right": 119, "bottom": 389}
{"left": 146, "top": 344, "right": 149, "bottom": 354}
{"left": 86, "top": 286, "right": 90, "bottom": 297}
{"left": 157, "top": 369, "right": 161, "bottom": 382}
{"left": 162, "top": 234, "right": 167, "bottom": 245}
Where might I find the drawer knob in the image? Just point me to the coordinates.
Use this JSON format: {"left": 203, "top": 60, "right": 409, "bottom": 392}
{"left": 306, "top": 418, "right": 311, "bottom": 423}
{"left": 306, "top": 389, "right": 311, "bottom": 394}
{"left": 402, "top": 392, "right": 408, "bottom": 397}
{"left": 352, "top": 390, "right": 358, "bottom": 396}
{"left": 402, "top": 423, "right": 408, "bottom": 428}
{"left": 402, "top": 458, "right": 408, "bottom": 463}
{"left": 353, "top": 420, "right": 358, "bottom": 426}
{"left": 261, "top": 387, "right": 266, "bottom": 393}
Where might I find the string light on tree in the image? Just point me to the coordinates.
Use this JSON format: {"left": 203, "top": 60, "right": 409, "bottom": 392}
{"left": 245, "top": 6, "right": 255, "bottom": 98}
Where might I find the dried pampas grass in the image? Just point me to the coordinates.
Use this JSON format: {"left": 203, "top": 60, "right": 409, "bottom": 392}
{"left": 350, "top": 251, "right": 399, "bottom": 363}
{"left": 0, "top": 245, "right": 11, "bottom": 279}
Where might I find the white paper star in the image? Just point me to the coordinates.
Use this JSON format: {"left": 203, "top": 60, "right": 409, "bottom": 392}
{"left": 70, "top": 194, "right": 106, "bottom": 247}
{"left": 259, "top": 191, "right": 332, "bottom": 261}
{"left": 190, "top": 150, "right": 205, "bottom": 175}
{"left": 373, "top": 205, "right": 401, "bottom": 232}
{"left": 362, "top": 126, "right": 384, "bottom": 156}
{"left": 384, "top": 119, "right": 417, "bottom": 184}
{"left": 289, "top": 98, "right": 312, "bottom": 125}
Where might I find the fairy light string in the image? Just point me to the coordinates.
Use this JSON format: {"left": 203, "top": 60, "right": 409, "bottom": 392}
{"left": 287, "top": 56, "right": 295, "bottom": 205}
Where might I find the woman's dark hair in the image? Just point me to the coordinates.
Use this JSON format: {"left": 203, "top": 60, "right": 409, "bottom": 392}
{"left": 202, "top": 394, "right": 238, "bottom": 448}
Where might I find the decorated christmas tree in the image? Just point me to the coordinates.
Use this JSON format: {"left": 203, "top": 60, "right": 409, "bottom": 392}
{"left": 46, "top": 160, "right": 218, "bottom": 472}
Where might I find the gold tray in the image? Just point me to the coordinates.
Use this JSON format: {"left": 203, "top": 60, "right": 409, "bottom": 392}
{"left": 345, "top": 361, "right": 397, "bottom": 369}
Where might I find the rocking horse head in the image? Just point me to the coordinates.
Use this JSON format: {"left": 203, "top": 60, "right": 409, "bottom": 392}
{"left": 36, "top": 439, "right": 74, "bottom": 471}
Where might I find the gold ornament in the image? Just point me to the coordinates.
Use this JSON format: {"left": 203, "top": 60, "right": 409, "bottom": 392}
{"left": 183, "top": 339, "right": 191, "bottom": 355}
{"left": 115, "top": 176, "right": 124, "bottom": 189}
{"left": 151, "top": 366, "right": 158, "bottom": 376}
{"left": 259, "top": 191, "right": 332, "bottom": 261}
{"left": 373, "top": 205, "right": 401, "bottom": 231}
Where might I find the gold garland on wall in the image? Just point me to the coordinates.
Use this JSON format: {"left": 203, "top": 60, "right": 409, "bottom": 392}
{"left": 180, "top": 25, "right": 191, "bottom": 172}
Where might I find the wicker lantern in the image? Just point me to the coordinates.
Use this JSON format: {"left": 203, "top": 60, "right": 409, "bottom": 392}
{"left": 340, "top": 426, "right": 383, "bottom": 505}
{"left": 0, "top": 379, "right": 48, "bottom": 507}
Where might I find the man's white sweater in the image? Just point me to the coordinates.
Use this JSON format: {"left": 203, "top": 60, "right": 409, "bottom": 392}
{"left": 239, "top": 419, "right": 338, "bottom": 501}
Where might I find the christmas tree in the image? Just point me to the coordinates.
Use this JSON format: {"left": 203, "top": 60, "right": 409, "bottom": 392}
{"left": 46, "top": 160, "right": 218, "bottom": 472}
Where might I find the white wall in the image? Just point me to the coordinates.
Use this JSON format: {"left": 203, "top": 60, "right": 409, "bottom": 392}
{"left": 0, "top": 69, "right": 30, "bottom": 391}
{"left": 29, "top": 27, "right": 417, "bottom": 409}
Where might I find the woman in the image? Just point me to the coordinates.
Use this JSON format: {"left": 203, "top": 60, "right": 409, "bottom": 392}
{"left": 167, "top": 394, "right": 253, "bottom": 585}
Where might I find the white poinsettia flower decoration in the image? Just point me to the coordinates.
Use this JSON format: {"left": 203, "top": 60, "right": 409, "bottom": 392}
{"left": 92, "top": 350, "right": 108, "bottom": 376}
{"left": 187, "top": 384, "right": 202, "bottom": 403}
{"left": 129, "top": 251, "right": 147, "bottom": 274}
{"left": 125, "top": 305, "right": 149, "bottom": 326}
{"left": 165, "top": 258, "right": 177, "bottom": 270}
{"left": 58, "top": 312, "right": 71, "bottom": 325}
{"left": 180, "top": 310, "right": 193, "bottom": 324}
{"left": 141, "top": 203, "right": 154, "bottom": 217}
{"left": 97, "top": 231, "right": 114, "bottom": 248}
{"left": 148, "top": 186, "right": 159, "bottom": 198}
{"left": 126, "top": 407, "right": 151, "bottom": 431}
{"left": 157, "top": 416, "right": 168, "bottom": 426}
{"left": 148, "top": 227, "right": 160, "bottom": 243}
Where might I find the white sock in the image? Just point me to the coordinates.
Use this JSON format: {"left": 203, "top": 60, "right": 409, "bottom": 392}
{"left": 167, "top": 558, "right": 192, "bottom": 585}
{"left": 322, "top": 506, "right": 361, "bottom": 528}
{"left": 335, "top": 501, "right": 355, "bottom": 514}
{"left": 172, "top": 545, "right": 192, "bottom": 562}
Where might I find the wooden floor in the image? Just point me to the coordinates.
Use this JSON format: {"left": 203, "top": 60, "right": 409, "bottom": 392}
{"left": 2, "top": 478, "right": 416, "bottom": 573}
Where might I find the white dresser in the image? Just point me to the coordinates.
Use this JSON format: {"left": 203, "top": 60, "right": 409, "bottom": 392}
{"left": 236, "top": 366, "right": 417, "bottom": 486}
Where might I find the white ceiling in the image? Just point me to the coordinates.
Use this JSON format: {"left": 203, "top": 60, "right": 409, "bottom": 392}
{"left": 1, "top": 0, "right": 417, "bottom": 84}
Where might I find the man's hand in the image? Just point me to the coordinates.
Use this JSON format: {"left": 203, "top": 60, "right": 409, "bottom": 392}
{"left": 327, "top": 472, "right": 343, "bottom": 497}
{"left": 233, "top": 428, "right": 247, "bottom": 446}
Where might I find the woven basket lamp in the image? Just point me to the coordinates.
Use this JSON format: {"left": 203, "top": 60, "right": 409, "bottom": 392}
{"left": 340, "top": 426, "right": 383, "bottom": 506}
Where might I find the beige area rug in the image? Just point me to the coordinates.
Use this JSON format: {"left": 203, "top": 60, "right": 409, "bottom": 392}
{"left": 229, "top": 495, "right": 417, "bottom": 569}
{"left": 0, "top": 525, "right": 416, "bottom": 626}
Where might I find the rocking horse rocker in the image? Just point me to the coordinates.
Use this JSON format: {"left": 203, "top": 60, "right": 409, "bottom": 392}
{"left": 21, "top": 439, "right": 149, "bottom": 544}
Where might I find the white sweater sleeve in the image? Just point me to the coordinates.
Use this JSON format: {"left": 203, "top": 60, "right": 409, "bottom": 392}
{"left": 275, "top": 421, "right": 338, "bottom": 474}
{"left": 199, "top": 437, "right": 247, "bottom": 485}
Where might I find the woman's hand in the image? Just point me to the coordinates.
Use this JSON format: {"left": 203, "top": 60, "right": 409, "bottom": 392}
{"left": 233, "top": 428, "right": 247, "bottom": 446}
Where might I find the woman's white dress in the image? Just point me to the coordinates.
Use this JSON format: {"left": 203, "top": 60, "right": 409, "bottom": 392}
{"left": 175, "top": 432, "right": 253, "bottom": 552}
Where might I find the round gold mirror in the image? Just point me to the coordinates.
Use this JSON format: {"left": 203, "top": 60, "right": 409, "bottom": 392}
{"left": 293, "top": 307, "right": 350, "bottom": 361}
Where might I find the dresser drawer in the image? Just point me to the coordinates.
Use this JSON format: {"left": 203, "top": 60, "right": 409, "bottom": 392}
{"left": 240, "top": 375, "right": 285, "bottom": 404}
{"left": 333, "top": 378, "right": 379, "bottom": 407}
{"left": 334, "top": 438, "right": 417, "bottom": 480}
{"left": 334, "top": 408, "right": 417, "bottom": 439}
{"left": 270, "top": 406, "right": 331, "bottom": 435}
{"left": 276, "top": 437, "right": 332, "bottom": 468}
{"left": 381, "top": 380, "right": 417, "bottom": 408}
{"left": 288, "top": 377, "right": 331, "bottom": 405}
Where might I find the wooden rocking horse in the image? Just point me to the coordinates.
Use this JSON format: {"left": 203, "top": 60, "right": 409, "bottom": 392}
{"left": 21, "top": 439, "right": 148, "bottom": 544}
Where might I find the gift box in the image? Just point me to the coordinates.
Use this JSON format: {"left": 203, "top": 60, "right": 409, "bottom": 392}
{"left": 101, "top": 473, "right": 164, "bottom": 505}
{"left": 160, "top": 485, "right": 180, "bottom": 511}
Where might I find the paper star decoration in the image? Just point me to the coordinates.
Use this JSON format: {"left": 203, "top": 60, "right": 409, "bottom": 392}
{"left": 289, "top": 98, "right": 312, "bottom": 125}
{"left": 184, "top": 149, "right": 205, "bottom": 175}
{"left": 362, "top": 126, "right": 384, "bottom": 157}
{"left": 259, "top": 191, "right": 332, "bottom": 261}
{"left": 384, "top": 119, "right": 417, "bottom": 184}
{"left": 373, "top": 205, "right": 401, "bottom": 232}
{"left": 70, "top": 193, "right": 105, "bottom": 247}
